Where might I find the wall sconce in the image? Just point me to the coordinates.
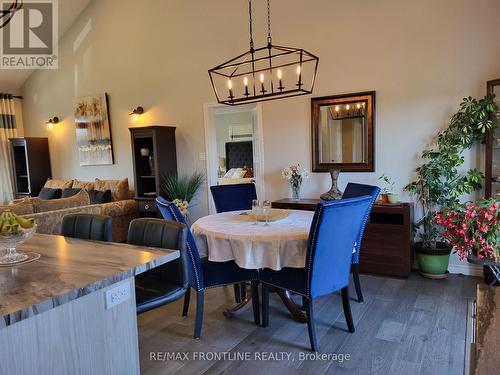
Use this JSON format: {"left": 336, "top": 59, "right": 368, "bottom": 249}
{"left": 129, "top": 106, "right": 144, "bottom": 122}
{"left": 45, "top": 116, "right": 59, "bottom": 130}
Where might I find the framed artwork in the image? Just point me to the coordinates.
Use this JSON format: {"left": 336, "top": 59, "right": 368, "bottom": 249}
{"left": 73, "top": 93, "right": 114, "bottom": 166}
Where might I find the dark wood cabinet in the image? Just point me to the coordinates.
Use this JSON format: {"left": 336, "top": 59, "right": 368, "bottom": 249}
{"left": 129, "top": 126, "right": 177, "bottom": 216}
{"left": 9, "top": 137, "right": 51, "bottom": 198}
{"left": 272, "top": 198, "right": 413, "bottom": 277}
{"left": 485, "top": 78, "right": 500, "bottom": 197}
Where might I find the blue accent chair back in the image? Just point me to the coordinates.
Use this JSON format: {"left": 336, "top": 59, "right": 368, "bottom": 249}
{"left": 341, "top": 183, "right": 380, "bottom": 303}
{"left": 259, "top": 195, "right": 374, "bottom": 351}
{"left": 306, "top": 196, "right": 374, "bottom": 298}
{"left": 156, "top": 196, "right": 261, "bottom": 338}
{"left": 210, "top": 183, "right": 257, "bottom": 213}
{"left": 342, "top": 183, "right": 380, "bottom": 264}
{"left": 155, "top": 197, "right": 204, "bottom": 292}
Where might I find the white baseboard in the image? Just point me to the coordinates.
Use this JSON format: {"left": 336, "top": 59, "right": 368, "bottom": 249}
{"left": 448, "top": 263, "right": 483, "bottom": 277}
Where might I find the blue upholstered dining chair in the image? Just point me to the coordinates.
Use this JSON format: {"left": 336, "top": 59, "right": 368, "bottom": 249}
{"left": 210, "top": 183, "right": 257, "bottom": 213}
{"left": 210, "top": 183, "right": 258, "bottom": 302}
{"left": 155, "top": 196, "right": 260, "bottom": 338}
{"left": 342, "top": 183, "right": 380, "bottom": 303}
{"left": 260, "top": 196, "right": 374, "bottom": 352}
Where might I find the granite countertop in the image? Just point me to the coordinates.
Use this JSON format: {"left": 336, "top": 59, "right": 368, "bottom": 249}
{"left": 0, "top": 233, "right": 179, "bottom": 329}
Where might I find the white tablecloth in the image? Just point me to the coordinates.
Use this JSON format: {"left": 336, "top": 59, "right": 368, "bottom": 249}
{"left": 191, "top": 210, "right": 314, "bottom": 271}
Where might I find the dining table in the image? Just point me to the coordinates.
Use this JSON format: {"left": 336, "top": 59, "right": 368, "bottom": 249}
{"left": 191, "top": 209, "right": 315, "bottom": 322}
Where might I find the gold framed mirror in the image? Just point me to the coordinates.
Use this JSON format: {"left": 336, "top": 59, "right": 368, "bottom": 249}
{"left": 311, "top": 91, "right": 375, "bottom": 172}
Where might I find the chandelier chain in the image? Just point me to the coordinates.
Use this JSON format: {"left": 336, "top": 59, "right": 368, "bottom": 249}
{"left": 248, "top": 0, "right": 254, "bottom": 50}
{"left": 267, "top": 0, "right": 272, "bottom": 45}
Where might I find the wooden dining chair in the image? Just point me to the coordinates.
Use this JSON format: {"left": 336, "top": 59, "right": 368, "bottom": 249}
{"left": 260, "top": 196, "right": 374, "bottom": 352}
{"left": 210, "top": 183, "right": 258, "bottom": 303}
{"left": 155, "top": 197, "right": 260, "bottom": 338}
{"left": 341, "top": 183, "right": 380, "bottom": 302}
{"left": 61, "top": 213, "right": 113, "bottom": 242}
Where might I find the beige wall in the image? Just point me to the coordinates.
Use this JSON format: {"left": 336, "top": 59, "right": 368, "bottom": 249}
{"left": 20, "top": 0, "right": 500, "bottom": 271}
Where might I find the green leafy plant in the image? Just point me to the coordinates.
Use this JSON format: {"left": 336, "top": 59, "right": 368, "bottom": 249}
{"left": 404, "top": 95, "right": 498, "bottom": 249}
{"left": 378, "top": 174, "right": 396, "bottom": 194}
{"left": 161, "top": 172, "right": 205, "bottom": 203}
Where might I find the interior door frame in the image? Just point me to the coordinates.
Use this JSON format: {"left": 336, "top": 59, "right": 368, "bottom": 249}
{"left": 203, "top": 102, "right": 265, "bottom": 214}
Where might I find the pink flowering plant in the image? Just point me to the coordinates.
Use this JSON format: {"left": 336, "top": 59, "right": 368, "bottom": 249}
{"left": 436, "top": 195, "right": 500, "bottom": 261}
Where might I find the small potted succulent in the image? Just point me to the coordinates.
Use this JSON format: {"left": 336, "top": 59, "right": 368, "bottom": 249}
{"left": 378, "top": 174, "right": 398, "bottom": 203}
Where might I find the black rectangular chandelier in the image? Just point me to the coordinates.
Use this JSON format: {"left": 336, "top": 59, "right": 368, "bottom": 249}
{"left": 208, "top": 0, "right": 319, "bottom": 106}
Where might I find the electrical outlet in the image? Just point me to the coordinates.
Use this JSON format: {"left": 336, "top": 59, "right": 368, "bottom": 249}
{"left": 105, "top": 282, "right": 131, "bottom": 310}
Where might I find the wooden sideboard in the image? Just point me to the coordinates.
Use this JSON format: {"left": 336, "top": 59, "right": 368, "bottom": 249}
{"left": 272, "top": 198, "right": 413, "bottom": 277}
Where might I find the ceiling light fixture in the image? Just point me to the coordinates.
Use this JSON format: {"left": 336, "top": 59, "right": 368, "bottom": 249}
{"left": 209, "top": 0, "right": 319, "bottom": 106}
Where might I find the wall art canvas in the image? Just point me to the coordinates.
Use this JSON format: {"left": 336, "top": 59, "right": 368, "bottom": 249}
{"left": 73, "top": 93, "right": 114, "bottom": 166}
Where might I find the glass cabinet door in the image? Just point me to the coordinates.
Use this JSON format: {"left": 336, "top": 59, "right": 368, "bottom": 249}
{"left": 487, "top": 79, "right": 500, "bottom": 197}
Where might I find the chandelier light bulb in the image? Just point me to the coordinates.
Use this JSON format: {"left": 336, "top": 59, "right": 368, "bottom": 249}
{"left": 260, "top": 73, "right": 265, "bottom": 83}
{"left": 277, "top": 70, "right": 282, "bottom": 80}
{"left": 244, "top": 77, "right": 248, "bottom": 86}
{"left": 227, "top": 79, "right": 232, "bottom": 89}
{"left": 335, "top": 105, "right": 340, "bottom": 112}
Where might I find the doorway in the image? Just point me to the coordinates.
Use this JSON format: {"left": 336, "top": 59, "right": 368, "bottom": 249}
{"left": 203, "top": 103, "right": 265, "bottom": 214}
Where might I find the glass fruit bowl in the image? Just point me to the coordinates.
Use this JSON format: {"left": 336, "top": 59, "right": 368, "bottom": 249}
{"left": 0, "top": 225, "right": 37, "bottom": 265}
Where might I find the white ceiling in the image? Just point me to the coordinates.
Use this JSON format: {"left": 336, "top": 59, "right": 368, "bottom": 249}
{"left": 0, "top": 0, "right": 91, "bottom": 94}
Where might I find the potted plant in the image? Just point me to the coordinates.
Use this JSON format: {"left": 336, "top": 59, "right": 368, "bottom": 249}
{"left": 436, "top": 196, "right": 500, "bottom": 282}
{"left": 405, "top": 95, "right": 497, "bottom": 278}
{"left": 378, "top": 174, "right": 398, "bottom": 203}
{"left": 161, "top": 172, "right": 205, "bottom": 220}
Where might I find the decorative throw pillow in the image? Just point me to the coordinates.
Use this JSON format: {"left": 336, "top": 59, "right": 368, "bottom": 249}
{"left": 88, "top": 189, "right": 112, "bottom": 205}
{"left": 61, "top": 188, "right": 82, "bottom": 198}
{"left": 232, "top": 168, "right": 246, "bottom": 178}
{"left": 94, "top": 178, "right": 129, "bottom": 201}
{"left": 242, "top": 167, "right": 254, "bottom": 178}
{"left": 43, "top": 179, "right": 73, "bottom": 189}
{"left": 33, "top": 189, "right": 90, "bottom": 213}
{"left": 72, "top": 179, "right": 94, "bottom": 191}
{"left": 0, "top": 202, "right": 34, "bottom": 215}
{"left": 38, "top": 187, "right": 62, "bottom": 200}
{"left": 223, "top": 168, "right": 237, "bottom": 178}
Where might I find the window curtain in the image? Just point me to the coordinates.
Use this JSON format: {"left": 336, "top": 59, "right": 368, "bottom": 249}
{"left": 0, "top": 93, "right": 18, "bottom": 204}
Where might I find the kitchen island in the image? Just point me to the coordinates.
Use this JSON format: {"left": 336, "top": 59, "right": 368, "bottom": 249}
{"left": 0, "top": 233, "right": 179, "bottom": 375}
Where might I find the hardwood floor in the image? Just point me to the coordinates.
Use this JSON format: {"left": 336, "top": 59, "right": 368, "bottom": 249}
{"left": 138, "top": 273, "right": 479, "bottom": 375}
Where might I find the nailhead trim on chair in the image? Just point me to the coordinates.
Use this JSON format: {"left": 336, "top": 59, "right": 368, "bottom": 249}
{"left": 162, "top": 201, "right": 203, "bottom": 292}
{"left": 306, "top": 204, "right": 323, "bottom": 297}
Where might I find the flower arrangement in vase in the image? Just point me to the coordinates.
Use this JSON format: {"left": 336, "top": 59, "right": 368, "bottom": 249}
{"left": 436, "top": 195, "right": 500, "bottom": 261}
{"left": 281, "top": 164, "right": 309, "bottom": 201}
